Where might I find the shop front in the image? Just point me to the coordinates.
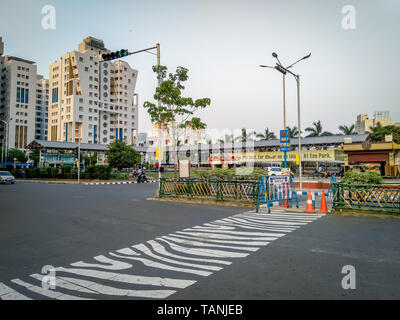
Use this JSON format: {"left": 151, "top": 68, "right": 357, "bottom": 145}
{"left": 340, "top": 140, "right": 400, "bottom": 177}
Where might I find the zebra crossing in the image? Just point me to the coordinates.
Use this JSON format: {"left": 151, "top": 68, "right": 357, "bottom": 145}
{"left": 0, "top": 210, "right": 325, "bottom": 300}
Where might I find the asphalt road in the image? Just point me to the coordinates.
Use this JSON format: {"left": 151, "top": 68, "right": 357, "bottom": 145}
{"left": 0, "top": 182, "right": 399, "bottom": 300}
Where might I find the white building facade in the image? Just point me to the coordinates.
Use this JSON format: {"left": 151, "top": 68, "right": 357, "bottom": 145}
{"left": 48, "top": 37, "right": 139, "bottom": 145}
{"left": 0, "top": 37, "right": 49, "bottom": 157}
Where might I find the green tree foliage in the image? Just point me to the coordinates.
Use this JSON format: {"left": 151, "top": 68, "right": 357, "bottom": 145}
{"left": 29, "top": 149, "right": 40, "bottom": 166}
{"left": 256, "top": 128, "right": 276, "bottom": 141}
{"left": 105, "top": 141, "right": 141, "bottom": 170}
{"left": 7, "top": 149, "right": 27, "bottom": 163}
{"left": 286, "top": 126, "right": 300, "bottom": 138}
{"left": 305, "top": 120, "right": 333, "bottom": 137}
{"left": 338, "top": 124, "right": 355, "bottom": 135}
{"left": 143, "top": 65, "right": 211, "bottom": 176}
{"left": 218, "top": 134, "right": 235, "bottom": 144}
{"left": 342, "top": 171, "right": 383, "bottom": 185}
{"left": 368, "top": 123, "right": 400, "bottom": 144}
{"left": 235, "top": 128, "right": 256, "bottom": 142}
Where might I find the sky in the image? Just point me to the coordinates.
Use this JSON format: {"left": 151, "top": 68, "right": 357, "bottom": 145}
{"left": 1, "top": 0, "right": 399, "bottom": 139}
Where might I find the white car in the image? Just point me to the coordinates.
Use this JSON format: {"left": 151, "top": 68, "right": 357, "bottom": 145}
{"left": 0, "top": 171, "right": 15, "bottom": 184}
{"left": 264, "top": 167, "right": 283, "bottom": 176}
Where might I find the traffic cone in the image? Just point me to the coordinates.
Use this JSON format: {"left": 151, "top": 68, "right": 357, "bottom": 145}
{"left": 304, "top": 191, "right": 315, "bottom": 213}
{"left": 282, "top": 186, "right": 289, "bottom": 208}
{"left": 318, "top": 192, "right": 328, "bottom": 213}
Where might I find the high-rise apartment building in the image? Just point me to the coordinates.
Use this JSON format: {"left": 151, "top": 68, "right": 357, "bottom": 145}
{"left": 0, "top": 37, "right": 49, "bottom": 154}
{"left": 35, "top": 75, "right": 49, "bottom": 140}
{"left": 48, "top": 37, "right": 139, "bottom": 145}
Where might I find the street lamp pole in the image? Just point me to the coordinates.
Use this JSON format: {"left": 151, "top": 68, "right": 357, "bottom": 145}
{"left": 260, "top": 52, "right": 310, "bottom": 191}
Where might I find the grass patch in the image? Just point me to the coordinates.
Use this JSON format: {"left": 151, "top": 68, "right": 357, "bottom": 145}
{"left": 149, "top": 196, "right": 256, "bottom": 208}
{"left": 330, "top": 208, "right": 400, "bottom": 219}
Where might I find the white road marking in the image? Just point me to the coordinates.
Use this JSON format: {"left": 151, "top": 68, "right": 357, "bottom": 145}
{"left": 0, "top": 282, "right": 32, "bottom": 300}
{"left": 109, "top": 252, "right": 213, "bottom": 277}
{"left": 132, "top": 244, "right": 223, "bottom": 271}
{"left": 30, "top": 274, "right": 99, "bottom": 295}
{"left": 162, "top": 236, "right": 259, "bottom": 254}
{"left": 147, "top": 240, "right": 232, "bottom": 265}
{"left": 58, "top": 276, "right": 176, "bottom": 299}
{"left": 11, "top": 279, "right": 92, "bottom": 300}
{"left": 55, "top": 267, "right": 195, "bottom": 288}
{"left": 70, "top": 255, "right": 132, "bottom": 270}
{"left": 2, "top": 210, "right": 325, "bottom": 300}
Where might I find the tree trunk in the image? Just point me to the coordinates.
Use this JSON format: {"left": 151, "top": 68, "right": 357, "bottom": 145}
{"left": 171, "top": 123, "right": 178, "bottom": 180}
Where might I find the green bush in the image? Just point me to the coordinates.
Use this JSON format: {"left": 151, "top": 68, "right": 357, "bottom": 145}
{"left": 342, "top": 170, "right": 383, "bottom": 185}
{"left": 94, "top": 165, "right": 111, "bottom": 180}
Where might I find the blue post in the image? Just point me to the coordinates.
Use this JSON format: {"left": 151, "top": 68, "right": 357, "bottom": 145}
{"left": 284, "top": 151, "right": 287, "bottom": 168}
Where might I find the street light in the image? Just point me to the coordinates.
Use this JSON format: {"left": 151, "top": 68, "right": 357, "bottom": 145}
{"left": 260, "top": 52, "right": 311, "bottom": 192}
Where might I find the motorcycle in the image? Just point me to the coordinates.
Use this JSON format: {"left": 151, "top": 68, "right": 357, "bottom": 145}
{"left": 137, "top": 173, "right": 148, "bottom": 183}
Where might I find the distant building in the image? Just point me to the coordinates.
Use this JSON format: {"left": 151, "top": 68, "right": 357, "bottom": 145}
{"left": 148, "top": 122, "right": 207, "bottom": 147}
{"left": 355, "top": 111, "right": 392, "bottom": 134}
{"left": 48, "top": 36, "right": 139, "bottom": 145}
{"left": 354, "top": 111, "right": 393, "bottom": 134}
{"left": 35, "top": 75, "right": 49, "bottom": 141}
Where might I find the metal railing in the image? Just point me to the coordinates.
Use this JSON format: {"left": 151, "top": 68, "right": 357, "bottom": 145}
{"left": 159, "top": 178, "right": 259, "bottom": 202}
{"left": 332, "top": 183, "right": 400, "bottom": 213}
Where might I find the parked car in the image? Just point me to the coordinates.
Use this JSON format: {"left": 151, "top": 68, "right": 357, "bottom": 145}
{"left": 0, "top": 171, "right": 15, "bottom": 184}
{"left": 264, "top": 167, "right": 283, "bottom": 176}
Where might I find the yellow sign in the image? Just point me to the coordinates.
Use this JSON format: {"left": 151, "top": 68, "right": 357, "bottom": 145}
{"left": 155, "top": 147, "right": 164, "bottom": 161}
{"left": 230, "top": 150, "right": 343, "bottom": 163}
{"left": 77, "top": 161, "right": 80, "bottom": 168}
{"left": 344, "top": 154, "right": 348, "bottom": 166}
{"left": 296, "top": 154, "right": 300, "bottom": 165}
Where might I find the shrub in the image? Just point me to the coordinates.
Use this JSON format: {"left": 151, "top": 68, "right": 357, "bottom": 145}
{"left": 94, "top": 165, "right": 111, "bottom": 180}
{"left": 342, "top": 170, "right": 383, "bottom": 185}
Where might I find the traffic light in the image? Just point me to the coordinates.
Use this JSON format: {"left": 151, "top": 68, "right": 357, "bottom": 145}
{"left": 102, "top": 49, "right": 129, "bottom": 61}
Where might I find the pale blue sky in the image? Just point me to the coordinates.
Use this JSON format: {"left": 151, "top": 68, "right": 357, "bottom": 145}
{"left": 1, "top": 0, "right": 399, "bottom": 136}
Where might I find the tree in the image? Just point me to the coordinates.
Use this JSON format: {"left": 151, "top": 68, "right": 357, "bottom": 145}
{"left": 286, "top": 126, "right": 301, "bottom": 138}
{"left": 368, "top": 123, "right": 400, "bottom": 144}
{"left": 338, "top": 124, "right": 355, "bottom": 135}
{"left": 256, "top": 128, "right": 276, "bottom": 141}
{"left": 143, "top": 65, "right": 211, "bottom": 178}
{"left": 105, "top": 141, "right": 141, "bottom": 170}
{"left": 235, "top": 128, "right": 256, "bottom": 142}
{"left": 7, "top": 149, "right": 27, "bottom": 163}
{"left": 305, "top": 120, "right": 333, "bottom": 137}
{"left": 28, "top": 149, "right": 40, "bottom": 167}
{"left": 218, "top": 134, "right": 235, "bottom": 144}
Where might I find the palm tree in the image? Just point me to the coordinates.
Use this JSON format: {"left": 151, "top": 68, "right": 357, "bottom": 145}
{"left": 235, "top": 128, "right": 256, "bottom": 142}
{"left": 286, "top": 126, "right": 300, "bottom": 138}
{"left": 305, "top": 120, "right": 333, "bottom": 137}
{"left": 338, "top": 124, "right": 355, "bottom": 135}
{"left": 256, "top": 128, "right": 276, "bottom": 141}
{"left": 218, "top": 134, "right": 235, "bottom": 144}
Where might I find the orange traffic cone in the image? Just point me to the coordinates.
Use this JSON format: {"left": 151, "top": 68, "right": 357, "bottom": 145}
{"left": 304, "top": 191, "right": 315, "bottom": 213}
{"left": 319, "top": 192, "right": 328, "bottom": 213}
{"left": 282, "top": 187, "right": 289, "bottom": 208}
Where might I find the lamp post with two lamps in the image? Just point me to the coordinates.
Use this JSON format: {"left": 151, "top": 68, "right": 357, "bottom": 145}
{"left": 260, "top": 52, "right": 311, "bottom": 191}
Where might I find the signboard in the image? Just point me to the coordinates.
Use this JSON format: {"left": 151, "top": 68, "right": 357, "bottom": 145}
{"left": 268, "top": 175, "right": 289, "bottom": 185}
{"left": 344, "top": 154, "right": 349, "bottom": 166}
{"left": 281, "top": 168, "right": 291, "bottom": 175}
{"left": 232, "top": 150, "right": 342, "bottom": 163}
{"left": 179, "top": 160, "right": 190, "bottom": 178}
{"left": 280, "top": 130, "right": 291, "bottom": 152}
